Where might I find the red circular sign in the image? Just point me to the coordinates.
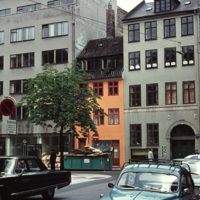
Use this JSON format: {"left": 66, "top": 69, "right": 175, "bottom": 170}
{"left": 0, "top": 99, "right": 15, "bottom": 116}
{"left": 92, "top": 133, "right": 99, "bottom": 141}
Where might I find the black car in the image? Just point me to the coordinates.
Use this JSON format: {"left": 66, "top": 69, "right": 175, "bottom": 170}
{"left": 0, "top": 156, "right": 71, "bottom": 200}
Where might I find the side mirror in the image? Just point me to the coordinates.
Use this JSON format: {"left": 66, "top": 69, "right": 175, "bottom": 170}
{"left": 108, "top": 183, "right": 114, "bottom": 188}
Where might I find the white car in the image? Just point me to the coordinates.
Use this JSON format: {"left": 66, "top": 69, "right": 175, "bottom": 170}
{"left": 185, "top": 155, "right": 200, "bottom": 160}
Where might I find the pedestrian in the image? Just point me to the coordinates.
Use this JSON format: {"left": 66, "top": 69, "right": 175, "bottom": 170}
{"left": 194, "top": 149, "right": 199, "bottom": 155}
{"left": 148, "top": 148, "right": 154, "bottom": 160}
{"left": 50, "top": 149, "right": 56, "bottom": 170}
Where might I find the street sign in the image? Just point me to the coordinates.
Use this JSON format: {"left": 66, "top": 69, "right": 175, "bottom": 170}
{"left": 92, "top": 133, "right": 99, "bottom": 141}
{"left": 0, "top": 99, "right": 15, "bottom": 116}
{"left": 7, "top": 120, "right": 16, "bottom": 134}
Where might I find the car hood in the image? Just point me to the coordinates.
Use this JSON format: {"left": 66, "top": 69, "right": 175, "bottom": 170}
{"left": 100, "top": 188, "right": 179, "bottom": 200}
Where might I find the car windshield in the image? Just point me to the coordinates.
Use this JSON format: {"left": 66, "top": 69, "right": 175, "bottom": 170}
{"left": 0, "top": 158, "right": 15, "bottom": 174}
{"left": 185, "top": 161, "right": 200, "bottom": 175}
{"left": 117, "top": 172, "right": 179, "bottom": 193}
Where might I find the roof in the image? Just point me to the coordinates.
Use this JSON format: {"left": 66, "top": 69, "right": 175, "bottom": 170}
{"left": 123, "top": 0, "right": 199, "bottom": 21}
{"left": 77, "top": 37, "right": 123, "bottom": 59}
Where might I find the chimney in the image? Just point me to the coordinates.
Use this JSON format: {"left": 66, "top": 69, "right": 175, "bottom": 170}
{"left": 106, "top": 1, "right": 115, "bottom": 38}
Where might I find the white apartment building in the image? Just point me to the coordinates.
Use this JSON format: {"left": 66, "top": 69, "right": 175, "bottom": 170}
{"left": 0, "top": 0, "right": 117, "bottom": 156}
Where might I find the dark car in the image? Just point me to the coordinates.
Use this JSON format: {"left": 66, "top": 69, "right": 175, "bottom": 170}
{"left": 99, "top": 159, "right": 198, "bottom": 200}
{"left": 0, "top": 156, "right": 71, "bottom": 200}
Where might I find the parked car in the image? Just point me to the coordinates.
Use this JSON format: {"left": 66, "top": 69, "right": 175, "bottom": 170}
{"left": 0, "top": 156, "right": 71, "bottom": 200}
{"left": 185, "top": 155, "right": 200, "bottom": 160}
{"left": 99, "top": 159, "right": 198, "bottom": 200}
{"left": 174, "top": 159, "right": 200, "bottom": 197}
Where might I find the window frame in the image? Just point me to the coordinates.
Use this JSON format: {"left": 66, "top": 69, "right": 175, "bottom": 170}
{"left": 93, "top": 110, "right": 104, "bottom": 125}
{"left": 182, "top": 45, "right": 194, "bottom": 66}
{"left": 0, "top": 9, "right": 11, "bottom": 16}
{"left": 11, "top": 27, "right": 35, "bottom": 42}
{"left": 146, "top": 83, "right": 158, "bottom": 106}
{"left": 10, "top": 53, "right": 34, "bottom": 68}
{"left": 129, "top": 85, "right": 141, "bottom": 107}
{"left": 0, "top": 56, "right": 3, "bottom": 70}
{"left": 183, "top": 81, "right": 195, "bottom": 104}
{"left": 164, "top": 18, "right": 176, "bottom": 38}
{"left": 108, "top": 81, "right": 118, "bottom": 96}
{"left": 147, "top": 123, "right": 159, "bottom": 146}
{"left": 0, "top": 81, "right": 3, "bottom": 95}
{"left": 93, "top": 82, "right": 103, "bottom": 96}
{"left": 145, "top": 21, "right": 157, "bottom": 41}
{"left": 128, "top": 23, "right": 140, "bottom": 42}
{"left": 108, "top": 108, "right": 119, "bottom": 125}
{"left": 165, "top": 47, "right": 176, "bottom": 67}
{"left": 155, "top": 0, "right": 171, "bottom": 13}
{"left": 129, "top": 51, "right": 140, "bottom": 71}
{"left": 10, "top": 80, "right": 28, "bottom": 94}
{"left": 146, "top": 49, "right": 158, "bottom": 69}
{"left": 181, "top": 16, "right": 194, "bottom": 36}
{"left": 130, "top": 124, "right": 142, "bottom": 146}
{"left": 165, "top": 82, "right": 177, "bottom": 105}
{"left": 0, "top": 31, "right": 4, "bottom": 44}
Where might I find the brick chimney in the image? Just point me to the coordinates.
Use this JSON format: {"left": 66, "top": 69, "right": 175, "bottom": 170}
{"left": 106, "top": 2, "right": 115, "bottom": 38}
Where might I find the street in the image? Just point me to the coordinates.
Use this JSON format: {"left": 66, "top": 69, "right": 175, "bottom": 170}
{"left": 25, "top": 170, "right": 120, "bottom": 200}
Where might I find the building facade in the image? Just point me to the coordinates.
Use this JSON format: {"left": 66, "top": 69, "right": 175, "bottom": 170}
{"left": 0, "top": 0, "right": 117, "bottom": 156}
{"left": 123, "top": 0, "right": 200, "bottom": 160}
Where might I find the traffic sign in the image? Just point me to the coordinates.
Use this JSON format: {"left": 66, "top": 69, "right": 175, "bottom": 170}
{"left": 92, "top": 133, "right": 99, "bottom": 141}
{"left": 0, "top": 99, "right": 15, "bottom": 116}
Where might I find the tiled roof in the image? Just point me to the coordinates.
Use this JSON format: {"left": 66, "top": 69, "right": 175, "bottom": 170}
{"left": 123, "top": 0, "right": 199, "bottom": 21}
{"left": 77, "top": 36, "right": 123, "bottom": 59}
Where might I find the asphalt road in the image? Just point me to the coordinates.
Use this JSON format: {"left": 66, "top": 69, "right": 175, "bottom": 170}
{"left": 25, "top": 170, "right": 121, "bottom": 200}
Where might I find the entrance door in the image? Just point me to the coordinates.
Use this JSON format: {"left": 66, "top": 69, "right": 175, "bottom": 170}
{"left": 79, "top": 138, "right": 86, "bottom": 149}
{"left": 112, "top": 141, "right": 119, "bottom": 166}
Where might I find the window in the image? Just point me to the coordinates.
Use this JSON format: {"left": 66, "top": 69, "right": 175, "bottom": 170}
{"left": 128, "top": 24, "right": 140, "bottom": 42}
{"left": 10, "top": 53, "right": 34, "bottom": 68}
{"left": 146, "top": 84, "right": 158, "bottom": 106}
{"left": 108, "top": 81, "right": 118, "bottom": 95}
{"left": 182, "top": 16, "right": 193, "bottom": 36}
{"left": 10, "top": 106, "right": 28, "bottom": 120}
{"left": 130, "top": 124, "right": 141, "bottom": 146}
{"left": 108, "top": 109, "right": 119, "bottom": 125}
{"left": 93, "top": 82, "right": 103, "bottom": 96}
{"left": 42, "top": 22, "right": 68, "bottom": 38}
{"left": 0, "top": 81, "right": 3, "bottom": 95}
{"left": 164, "top": 18, "right": 175, "bottom": 38}
{"left": 155, "top": 0, "right": 171, "bottom": 13}
{"left": 182, "top": 46, "right": 194, "bottom": 66}
{"left": 0, "top": 31, "right": 4, "bottom": 44}
{"left": 145, "top": 21, "right": 157, "bottom": 40}
{"left": 42, "top": 48, "right": 68, "bottom": 65}
{"left": 85, "top": 60, "right": 95, "bottom": 71}
{"left": 0, "top": 56, "right": 3, "bottom": 69}
{"left": 146, "top": 49, "right": 157, "bottom": 69}
{"left": 130, "top": 85, "right": 141, "bottom": 107}
{"left": 62, "top": 0, "right": 74, "bottom": 5}
{"left": 129, "top": 52, "right": 140, "bottom": 70}
{"left": 48, "top": 0, "right": 60, "bottom": 7}
{"left": 10, "top": 80, "right": 28, "bottom": 94}
{"left": 165, "top": 82, "right": 177, "bottom": 104}
{"left": 94, "top": 110, "right": 104, "bottom": 125}
{"left": 183, "top": 81, "right": 195, "bottom": 104}
{"left": 0, "top": 9, "right": 11, "bottom": 16}
{"left": 165, "top": 47, "right": 176, "bottom": 67}
{"left": 11, "top": 27, "right": 35, "bottom": 42}
{"left": 103, "top": 58, "right": 116, "bottom": 69}
{"left": 147, "top": 123, "right": 159, "bottom": 145}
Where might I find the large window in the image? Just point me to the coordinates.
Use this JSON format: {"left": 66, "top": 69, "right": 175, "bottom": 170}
{"left": 0, "top": 9, "right": 11, "bottom": 16}
{"left": 108, "top": 109, "right": 119, "bottom": 125}
{"left": 11, "top": 27, "right": 35, "bottom": 42}
{"left": 94, "top": 110, "right": 104, "bottom": 125}
{"left": 147, "top": 123, "right": 159, "bottom": 146}
{"left": 128, "top": 24, "right": 140, "bottom": 42}
{"left": 165, "top": 82, "right": 177, "bottom": 105}
{"left": 48, "top": 0, "right": 60, "bottom": 7}
{"left": 182, "top": 16, "right": 193, "bottom": 36}
{"left": 93, "top": 82, "right": 103, "bottom": 96}
{"left": 130, "top": 124, "right": 141, "bottom": 146}
{"left": 42, "top": 22, "right": 68, "bottom": 38}
{"left": 17, "top": 4, "right": 41, "bottom": 13}
{"left": 62, "top": 0, "right": 74, "bottom": 5}
{"left": 145, "top": 21, "right": 157, "bottom": 40}
{"left": 10, "top": 53, "right": 34, "bottom": 68}
{"left": 130, "top": 85, "right": 141, "bottom": 107}
{"left": 0, "top": 81, "right": 3, "bottom": 95}
{"left": 0, "top": 56, "right": 3, "bottom": 69}
{"left": 183, "top": 81, "right": 195, "bottom": 104}
{"left": 146, "top": 84, "right": 158, "bottom": 106}
{"left": 108, "top": 81, "right": 118, "bottom": 96}
{"left": 146, "top": 49, "right": 157, "bottom": 69}
{"left": 164, "top": 18, "right": 175, "bottom": 38}
{"left": 10, "top": 80, "right": 28, "bottom": 94}
{"left": 129, "top": 52, "right": 140, "bottom": 70}
{"left": 42, "top": 48, "right": 68, "bottom": 65}
{"left": 165, "top": 47, "right": 176, "bottom": 67}
{"left": 155, "top": 0, "right": 171, "bottom": 13}
{"left": 182, "top": 46, "right": 194, "bottom": 66}
{"left": 10, "top": 106, "right": 28, "bottom": 120}
{"left": 0, "top": 31, "right": 4, "bottom": 44}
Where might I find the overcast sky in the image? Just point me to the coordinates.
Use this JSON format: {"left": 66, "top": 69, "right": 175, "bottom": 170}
{"left": 117, "top": 0, "right": 152, "bottom": 12}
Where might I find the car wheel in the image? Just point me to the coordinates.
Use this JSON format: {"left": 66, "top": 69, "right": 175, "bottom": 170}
{"left": 42, "top": 188, "right": 55, "bottom": 200}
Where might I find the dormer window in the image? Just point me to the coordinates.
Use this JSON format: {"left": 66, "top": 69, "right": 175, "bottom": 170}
{"left": 155, "top": 0, "right": 171, "bottom": 13}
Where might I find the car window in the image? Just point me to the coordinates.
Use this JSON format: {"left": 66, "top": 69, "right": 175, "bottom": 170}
{"left": 0, "top": 158, "right": 15, "bottom": 174}
{"left": 117, "top": 172, "right": 179, "bottom": 193}
{"left": 27, "top": 159, "right": 41, "bottom": 172}
{"left": 15, "top": 159, "right": 28, "bottom": 173}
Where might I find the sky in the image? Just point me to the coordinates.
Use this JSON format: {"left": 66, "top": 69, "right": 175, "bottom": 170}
{"left": 117, "top": 0, "right": 152, "bottom": 12}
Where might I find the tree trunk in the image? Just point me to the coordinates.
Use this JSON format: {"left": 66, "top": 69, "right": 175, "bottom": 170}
{"left": 59, "top": 125, "right": 64, "bottom": 170}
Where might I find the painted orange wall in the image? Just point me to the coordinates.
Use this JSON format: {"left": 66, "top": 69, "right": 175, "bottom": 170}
{"left": 75, "top": 79, "right": 125, "bottom": 167}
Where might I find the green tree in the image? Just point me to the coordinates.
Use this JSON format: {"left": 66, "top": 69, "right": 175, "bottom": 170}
{"left": 19, "top": 62, "right": 106, "bottom": 170}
